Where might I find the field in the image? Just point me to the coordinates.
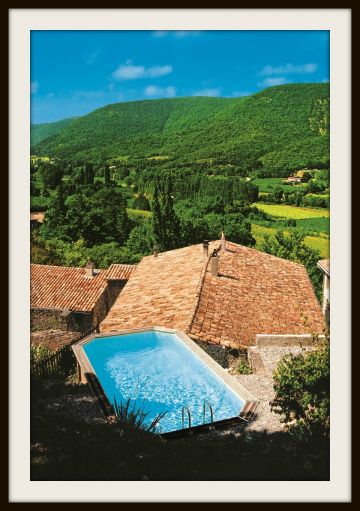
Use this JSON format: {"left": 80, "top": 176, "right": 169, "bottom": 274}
{"left": 251, "top": 224, "right": 329, "bottom": 258}
{"left": 255, "top": 203, "right": 330, "bottom": 219}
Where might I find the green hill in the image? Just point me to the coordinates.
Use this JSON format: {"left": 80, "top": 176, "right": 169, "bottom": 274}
{"left": 31, "top": 117, "right": 78, "bottom": 146}
{"left": 31, "top": 83, "right": 329, "bottom": 174}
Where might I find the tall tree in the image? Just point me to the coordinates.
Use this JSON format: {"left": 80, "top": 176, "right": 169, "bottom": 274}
{"left": 104, "top": 164, "right": 111, "bottom": 186}
{"left": 151, "top": 181, "right": 164, "bottom": 250}
{"left": 84, "top": 162, "right": 94, "bottom": 185}
{"left": 40, "top": 184, "right": 68, "bottom": 239}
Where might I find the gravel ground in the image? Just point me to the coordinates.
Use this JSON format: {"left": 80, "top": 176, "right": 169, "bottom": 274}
{"left": 234, "top": 373, "right": 285, "bottom": 433}
{"left": 259, "top": 346, "right": 316, "bottom": 376}
{"left": 231, "top": 346, "right": 316, "bottom": 434}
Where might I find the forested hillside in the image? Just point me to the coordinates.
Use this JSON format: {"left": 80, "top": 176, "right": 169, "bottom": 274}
{"left": 31, "top": 83, "right": 329, "bottom": 175}
{"left": 31, "top": 117, "right": 78, "bottom": 147}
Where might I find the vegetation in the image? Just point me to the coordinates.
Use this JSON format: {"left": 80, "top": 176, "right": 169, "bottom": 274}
{"left": 260, "top": 230, "right": 323, "bottom": 298}
{"left": 255, "top": 203, "right": 329, "bottom": 219}
{"left": 30, "top": 344, "right": 52, "bottom": 365}
{"left": 31, "top": 117, "right": 78, "bottom": 146}
{"left": 272, "top": 337, "right": 330, "bottom": 443}
{"left": 30, "top": 83, "right": 329, "bottom": 299}
{"left": 113, "top": 398, "right": 167, "bottom": 434}
{"left": 32, "top": 84, "right": 329, "bottom": 173}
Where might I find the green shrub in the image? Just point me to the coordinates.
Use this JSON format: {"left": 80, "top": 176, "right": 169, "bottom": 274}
{"left": 30, "top": 344, "right": 52, "bottom": 364}
{"left": 235, "top": 358, "right": 252, "bottom": 375}
{"left": 271, "top": 338, "right": 330, "bottom": 442}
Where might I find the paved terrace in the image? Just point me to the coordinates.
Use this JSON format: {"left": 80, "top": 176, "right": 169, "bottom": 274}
{"left": 100, "top": 241, "right": 324, "bottom": 347}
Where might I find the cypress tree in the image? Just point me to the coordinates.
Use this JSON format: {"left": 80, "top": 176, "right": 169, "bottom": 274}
{"left": 162, "top": 176, "right": 181, "bottom": 250}
{"left": 104, "top": 164, "right": 111, "bottom": 186}
{"left": 151, "top": 181, "right": 164, "bottom": 250}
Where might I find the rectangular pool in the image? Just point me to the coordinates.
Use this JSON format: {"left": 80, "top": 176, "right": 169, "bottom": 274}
{"left": 77, "top": 329, "right": 255, "bottom": 434}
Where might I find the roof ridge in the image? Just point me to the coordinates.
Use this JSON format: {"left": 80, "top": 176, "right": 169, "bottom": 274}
{"left": 186, "top": 242, "right": 221, "bottom": 335}
{"left": 30, "top": 262, "right": 104, "bottom": 273}
{"left": 225, "top": 241, "right": 306, "bottom": 268}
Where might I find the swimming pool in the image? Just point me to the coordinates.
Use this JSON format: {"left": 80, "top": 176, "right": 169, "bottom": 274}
{"left": 73, "top": 328, "right": 257, "bottom": 434}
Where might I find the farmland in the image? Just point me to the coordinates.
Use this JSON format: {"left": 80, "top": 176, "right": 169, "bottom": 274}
{"left": 255, "top": 203, "right": 329, "bottom": 219}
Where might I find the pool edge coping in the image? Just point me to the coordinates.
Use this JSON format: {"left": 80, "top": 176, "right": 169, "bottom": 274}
{"left": 72, "top": 326, "right": 259, "bottom": 427}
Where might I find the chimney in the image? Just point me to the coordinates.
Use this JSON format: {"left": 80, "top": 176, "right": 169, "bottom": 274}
{"left": 203, "top": 240, "right": 209, "bottom": 259}
{"left": 210, "top": 249, "right": 219, "bottom": 277}
{"left": 153, "top": 243, "right": 159, "bottom": 257}
{"left": 221, "top": 231, "right": 226, "bottom": 251}
{"left": 85, "top": 261, "right": 95, "bottom": 278}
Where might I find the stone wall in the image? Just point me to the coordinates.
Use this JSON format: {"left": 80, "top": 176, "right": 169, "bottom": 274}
{"left": 31, "top": 308, "right": 69, "bottom": 332}
{"left": 256, "top": 334, "right": 326, "bottom": 347}
{"left": 31, "top": 281, "right": 128, "bottom": 333}
{"left": 92, "top": 281, "right": 128, "bottom": 329}
{"left": 31, "top": 308, "right": 93, "bottom": 333}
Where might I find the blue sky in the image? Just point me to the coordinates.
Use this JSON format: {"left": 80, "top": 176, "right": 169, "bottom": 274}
{"left": 31, "top": 30, "right": 329, "bottom": 124}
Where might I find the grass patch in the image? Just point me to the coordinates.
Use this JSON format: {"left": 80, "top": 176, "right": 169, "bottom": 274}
{"left": 304, "top": 236, "right": 330, "bottom": 258}
{"left": 255, "top": 203, "right": 330, "bottom": 219}
{"left": 147, "top": 155, "right": 169, "bottom": 161}
{"left": 127, "top": 208, "right": 152, "bottom": 220}
{"left": 296, "top": 217, "right": 330, "bottom": 235}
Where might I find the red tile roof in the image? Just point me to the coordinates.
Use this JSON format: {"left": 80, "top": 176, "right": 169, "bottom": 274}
{"left": 100, "top": 241, "right": 325, "bottom": 346}
{"left": 189, "top": 242, "right": 325, "bottom": 347}
{"left": 105, "top": 264, "right": 136, "bottom": 281}
{"left": 100, "top": 243, "right": 218, "bottom": 334}
{"left": 31, "top": 264, "right": 108, "bottom": 312}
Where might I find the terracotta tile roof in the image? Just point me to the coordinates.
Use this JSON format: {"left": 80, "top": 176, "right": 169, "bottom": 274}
{"left": 189, "top": 242, "right": 325, "bottom": 347}
{"left": 100, "top": 241, "right": 325, "bottom": 346}
{"left": 317, "top": 259, "right": 330, "bottom": 276}
{"left": 105, "top": 264, "right": 136, "bottom": 281}
{"left": 31, "top": 264, "right": 108, "bottom": 312}
{"left": 100, "top": 242, "right": 219, "bottom": 334}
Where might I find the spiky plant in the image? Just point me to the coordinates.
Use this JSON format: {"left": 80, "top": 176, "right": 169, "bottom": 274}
{"left": 113, "top": 397, "right": 167, "bottom": 434}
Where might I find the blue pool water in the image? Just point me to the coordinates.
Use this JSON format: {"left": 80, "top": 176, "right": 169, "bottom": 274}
{"left": 84, "top": 330, "right": 244, "bottom": 433}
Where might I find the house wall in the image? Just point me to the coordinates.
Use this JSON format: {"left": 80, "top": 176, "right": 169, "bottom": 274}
{"left": 92, "top": 281, "right": 128, "bottom": 330}
{"left": 322, "top": 274, "right": 330, "bottom": 316}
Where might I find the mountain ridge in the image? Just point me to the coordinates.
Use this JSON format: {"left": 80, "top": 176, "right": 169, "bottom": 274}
{"left": 31, "top": 83, "right": 329, "bottom": 174}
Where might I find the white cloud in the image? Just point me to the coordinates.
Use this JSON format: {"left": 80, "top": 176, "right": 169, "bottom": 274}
{"left": 112, "top": 60, "right": 173, "bottom": 80}
{"left": 192, "top": 88, "right": 221, "bottom": 97}
{"left": 260, "top": 63, "right": 318, "bottom": 76}
{"left": 259, "top": 77, "right": 288, "bottom": 87}
{"left": 31, "top": 81, "right": 39, "bottom": 94}
{"left": 144, "top": 85, "right": 176, "bottom": 98}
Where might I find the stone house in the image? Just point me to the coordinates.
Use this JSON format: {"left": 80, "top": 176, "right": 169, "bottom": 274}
{"left": 31, "top": 261, "right": 136, "bottom": 332}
